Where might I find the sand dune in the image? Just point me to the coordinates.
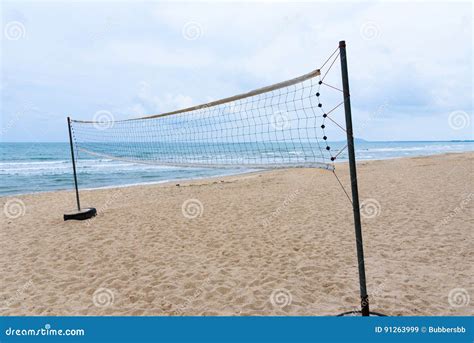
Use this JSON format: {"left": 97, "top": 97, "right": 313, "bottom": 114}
{"left": 1, "top": 153, "right": 472, "bottom": 316}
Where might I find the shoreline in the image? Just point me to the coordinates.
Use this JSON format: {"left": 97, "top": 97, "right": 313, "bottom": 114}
{"left": 1, "top": 151, "right": 472, "bottom": 198}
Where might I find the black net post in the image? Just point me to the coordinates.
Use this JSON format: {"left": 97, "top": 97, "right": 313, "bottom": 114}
{"left": 67, "top": 116, "right": 81, "bottom": 211}
{"left": 339, "top": 40, "right": 370, "bottom": 316}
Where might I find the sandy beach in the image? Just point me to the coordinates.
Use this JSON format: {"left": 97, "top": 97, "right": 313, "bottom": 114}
{"left": 1, "top": 153, "right": 472, "bottom": 316}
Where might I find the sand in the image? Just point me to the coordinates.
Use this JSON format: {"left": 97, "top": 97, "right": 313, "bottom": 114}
{"left": 0, "top": 153, "right": 472, "bottom": 316}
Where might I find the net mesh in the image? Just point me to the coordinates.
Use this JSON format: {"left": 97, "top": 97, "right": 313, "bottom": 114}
{"left": 70, "top": 49, "right": 344, "bottom": 170}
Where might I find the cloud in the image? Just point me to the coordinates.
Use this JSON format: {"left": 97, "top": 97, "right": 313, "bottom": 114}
{"left": 127, "top": 81, "right": 194, "bottom": 116}
{"left": 1, "top": 1, "right": 472, "bottom": 141}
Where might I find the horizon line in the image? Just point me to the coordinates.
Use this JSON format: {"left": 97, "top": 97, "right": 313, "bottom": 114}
{"left": 1, "top": 140, "right": 473, "bottom": 144}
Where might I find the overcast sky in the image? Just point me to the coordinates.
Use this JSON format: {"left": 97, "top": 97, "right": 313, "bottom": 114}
{"left": 1, "top": 0, "right": 472, "bottom": 142}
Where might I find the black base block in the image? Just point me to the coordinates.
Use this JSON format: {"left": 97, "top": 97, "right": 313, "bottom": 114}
{"left": 337, "top": 310, "right": 386, "bottom": 317}
{"left": 64, "top": 207, "right": 97, "bottom": 221}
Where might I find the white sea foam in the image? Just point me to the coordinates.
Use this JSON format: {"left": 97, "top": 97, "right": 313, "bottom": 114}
{"left": 0, "top": 158, "right": 181, "bottom": 176}
{"left": 1, "top": 141, "right": 472, "bottom": 196}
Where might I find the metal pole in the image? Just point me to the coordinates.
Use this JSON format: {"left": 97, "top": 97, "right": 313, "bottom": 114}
{"left": 67, "top": 116, "right": 81, "bottom": 211}
{"left": 339, "top": 40, "right": 370, "bottom": 316}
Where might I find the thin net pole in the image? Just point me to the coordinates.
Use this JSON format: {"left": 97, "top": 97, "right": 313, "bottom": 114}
{"left": 70, "top": 49, "right": 345, "bottom": 171}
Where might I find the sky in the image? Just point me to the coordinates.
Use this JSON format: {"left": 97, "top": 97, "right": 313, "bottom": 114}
{"left": 0, "top": 0, "right": 472, "bottom": 142}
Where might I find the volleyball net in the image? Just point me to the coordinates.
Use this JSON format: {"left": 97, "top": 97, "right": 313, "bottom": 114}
{"left": 67, "top": 42, "right": 374, "bottom": 316}
{"left": 69, "top": 48, "right": 347, "bottom": 171}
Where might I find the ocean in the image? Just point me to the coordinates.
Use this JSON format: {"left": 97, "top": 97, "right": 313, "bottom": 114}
{"left": 0, "top": 141, "right": 472, "bottom": 197}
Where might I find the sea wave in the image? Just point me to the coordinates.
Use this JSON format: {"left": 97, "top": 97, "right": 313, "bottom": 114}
{"left": 0, "top": 159, "right": 181, "bottom": 176}
{"left": 365, "top": 144, "right": 472, "bottom": 153}
{"left": 0, "top": 141, "right": 472, "bottom": 196}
